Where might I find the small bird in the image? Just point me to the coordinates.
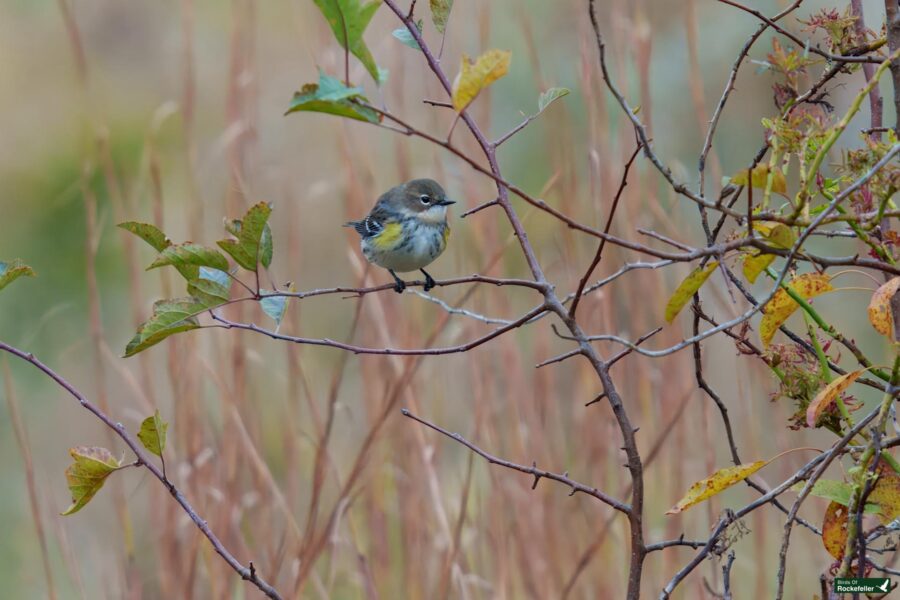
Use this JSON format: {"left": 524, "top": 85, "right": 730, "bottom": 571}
{"left": 345, "top": 179, "right": 455, "bottom": 293}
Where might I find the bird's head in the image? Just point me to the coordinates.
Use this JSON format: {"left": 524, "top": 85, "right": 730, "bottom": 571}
{"left": 396, "top": 179, "right": 455, "bottom": 222}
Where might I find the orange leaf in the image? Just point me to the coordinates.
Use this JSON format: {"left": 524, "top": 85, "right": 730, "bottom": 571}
{"left": 822, "top": 500, "right": 849, "bottom": 560}
{"left": 868, "top": 277, "right": 900, "bottom": 338}
{"left": 666, "top": 460, "right": 768, "bottom": 515}
{"left": 760, "top": 273, "right": 833, "bottom": 347}
{"left": 806, "top": 369, "right": 866, "bottom": 428}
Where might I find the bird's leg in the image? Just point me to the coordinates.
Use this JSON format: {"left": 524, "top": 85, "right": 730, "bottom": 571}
{"left": 420, "top": 269, "right": 436, "bottom": 292}
{"left": 388, "top": 269, "right": 407, "bottom": 293}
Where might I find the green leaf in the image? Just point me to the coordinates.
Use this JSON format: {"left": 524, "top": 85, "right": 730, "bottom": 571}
{"left": 311, "top": 0, "right": 382, "bottom": 83}
{"left": 260, "top": 225, "right": 273, "bottom": 269}
{"left": 260, "top": 287, "right": 292, "bottom": 330}
{"left": 217, "top": 239, "right": 255, "bottom": 271}
{"left": 137, "top": 410, "right": 168, "bottom": 457}
{"left": 222, "top": 220, "right": 272, "bottom": 268}
{"left": 216, "top": 202, "right": 275, "bottom": 272}
{"left": 0, "top": 259, "right": 35, "bottom": 293}
{"left": 125, "top": 298, "right": 204, "bottom": 357}
{"left": 61, "top": 446, "right": 121, "bottom": 516}
{"left": 148, "top": 243, "right": 229, "bottom": 278}
{"left": 790, "top": 479, "right": 880, "bottom": 514}
{"left": 239, "top": 202, "right": 272, "bottom": 268}
{"left": 187, "top": 278, "right": 230, "bottom": 309}
{"left": 664, "top": 261, "right": 718, "bottom": 323}
{"left": 198, "top": 266, "right": 230, "bottom": 288}
{"left": 538, "top": 87, "right": 570, "bottom": 113}
{"left": 429, "top": 0, "right": 453, "bottom": 33}
{"left": 392, "top": 20, "right": 422, "bottom": 50}
{"left": 118, "top": 222, "right": 172, "bottom": 253}
{"left": 286, "top": 72, "right": 381, "bottom": 123}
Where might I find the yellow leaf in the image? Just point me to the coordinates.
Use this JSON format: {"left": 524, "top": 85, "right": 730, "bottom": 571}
{"left": 753, "top": 221, "right": 795, "bottom": 249}
{"left": 664, "top": 261, "right": 718, "bottom": 323}
{"left": 61, "top": 446, "right": 121, "bottom": 516}
{"left": 743, "top": 252, "right": 775, "bottom": 284}
{"left": 759, "top": 273, "right": 833, "bottom": 347}
{"left": 868, "top": 277, "right": 900, "bottom": 338}
{"left": 451, "top": 49, "right": 511, "bottom": 111}
{"left": 666, "top": 460, "right": 768, "bottom": 514}
{"left": 821, "top": 501, "right": 848, "bottom": 560}
{"left": 806, "top": 369, "right": 865, "bottom": 428}
{"left": 730, "top": 165, "right": 787, "bottom": 194}
{"left": 868, "top": 467, "right": 900, "bottom": 525}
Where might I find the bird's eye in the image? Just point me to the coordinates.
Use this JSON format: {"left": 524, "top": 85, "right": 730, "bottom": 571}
{"left": 419, "top": 195, "right": 432, "bottom": 205}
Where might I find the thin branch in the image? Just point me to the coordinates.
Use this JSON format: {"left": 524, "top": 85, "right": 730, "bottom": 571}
{"left": 569, "top": 141, "right": 642, "bottom": 318}
{"left": 0, "top": 341, "right": 283, "bottom": 600}
{"left": 210, "top": 304, "right": 548, "bottom": 356}
{"left": 401, "top": 409, "right": 631, "bottom": 513}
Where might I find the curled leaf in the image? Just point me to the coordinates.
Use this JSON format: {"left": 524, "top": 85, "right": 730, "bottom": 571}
{"left": 729, "top": 165, "right": 787, "bottom": 194}
{"left": 118, "top": 222, "right": 171, "bottom": 253}
{"left": 538, "top": 87, "right": 570, "bottom": 113}
{"left": 759, "top": 273, "right": 833, "bottom": 347}
{"left": 392, "top": 20, "right": 422, "bottom": 50}
{"left": 666, "top": 460, "right": 768, "bottom": 514}
{"left": 451, "top": 49, "right": 511, "bottom": 112}
{"left": 62, "top": 447, "right": 121, "bottom": 516}
{"left": 286, "top": 72, "right": 380, "bottom": 124}
{"left": 822, "top": 500, "right": 848, "bottom": 559}
{"left": 664, "top": 261, "right": 718, "bottom": 323}
{"left": 137, "top": 410, "right": 169, "bottom": 457}
{"left": 806, "top": 369, "right": 865, "bottom": 428}
{"left": 0, "top": 259, "right": 35, "bottom": 293}
{"left": 868, "top": 277, "right": 900, "bottom": 338}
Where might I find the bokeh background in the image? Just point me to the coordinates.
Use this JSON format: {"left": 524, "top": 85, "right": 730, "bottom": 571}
{"left": 0, "top": 0, "right": 896, "bottom": 597}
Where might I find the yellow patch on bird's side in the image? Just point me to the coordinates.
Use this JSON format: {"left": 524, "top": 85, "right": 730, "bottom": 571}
{"left": 442, "top": 225, "right": 451, "bottom": 246}
{"left": 371, "top": 222, "right": 404, "bottom": 250}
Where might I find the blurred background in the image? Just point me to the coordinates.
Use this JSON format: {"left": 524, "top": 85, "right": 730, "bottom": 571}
{"left": 0, "top": 0, "right": 896, "bottom": 597}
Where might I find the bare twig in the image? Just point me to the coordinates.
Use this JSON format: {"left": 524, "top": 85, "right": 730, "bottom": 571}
{"left": 401, "top": 409, "right": 630, "bottom": 513}
{"left": 0, "top": 341, "right": 283, "bottom": 600}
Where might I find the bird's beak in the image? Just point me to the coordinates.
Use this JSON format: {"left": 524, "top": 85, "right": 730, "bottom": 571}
{"left": 438, "top": 199, "right": 456, "bottom": 206}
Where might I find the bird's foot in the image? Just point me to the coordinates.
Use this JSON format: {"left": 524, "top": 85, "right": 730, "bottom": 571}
{"left": 389, "top": 270, "right": 407, "bottom": 294}
{"left": 421, "top": 269, "right": 436, "bottom": 292}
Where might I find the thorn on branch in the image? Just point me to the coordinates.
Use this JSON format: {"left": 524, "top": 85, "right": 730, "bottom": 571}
{"left": 531, "top": 462, "right": 541, "bottom": 489}
{"left": 585, "top": 393, "right": 607, "bottom": 407}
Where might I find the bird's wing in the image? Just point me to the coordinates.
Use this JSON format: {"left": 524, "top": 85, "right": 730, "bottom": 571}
{"left": 345, "top": 204, "right": 396, "bottom": 238}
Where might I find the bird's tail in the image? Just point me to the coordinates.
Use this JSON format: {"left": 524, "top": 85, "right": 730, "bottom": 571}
{"left": 344, "top": 220, "right": 366, "bottom": 237}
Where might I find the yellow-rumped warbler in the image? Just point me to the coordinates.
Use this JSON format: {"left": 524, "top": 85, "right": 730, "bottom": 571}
{"left": 345, "top": 179, "right": 455, "bottom": 293}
